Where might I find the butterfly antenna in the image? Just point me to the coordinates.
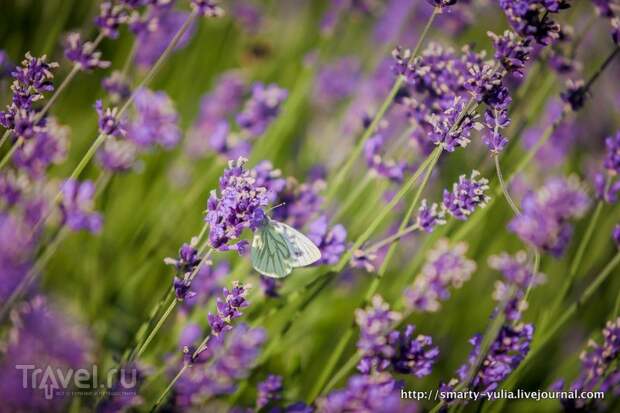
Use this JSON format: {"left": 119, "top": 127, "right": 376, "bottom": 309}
{"left": 267, "top": 202, "right": 286, "bottom": 212}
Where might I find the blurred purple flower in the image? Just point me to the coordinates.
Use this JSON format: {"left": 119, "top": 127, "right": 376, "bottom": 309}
{"left": 102, "top": 71, "right": 131, "bottom": 103}
{"left": 257, "top": 375, "right": 283, "bottom": 410}
{"left": 97, "top": 137, "right": 138, "bottom": 173}
{"left": 0, "top": 213, "right": 33, "bottom": 301}
{"left": 191, "top": 0, "right": 225, "bottom": 18}
{"left": 127, "top": 88, "right": 180, "bottom": 149}
{"left": 95, "top": 1, "right": 128, "bottom": 39}
{"left": 271, "top": 178, "right": 325, "bottom": 229}
{"left": 314, "top": 57, "right": 361, "bottom": 105}
{"left": 12, "top": 118, "right": 68, "bottom": 178}
{"left": 64, "top": 32, "right": 110, "bottom": 71}
{"left": 307, "top": 215, "right": 347, "bottom": 265}
{"left": 236, "top": 83, "right": 288, "bottom": 138}
{"left": 416, "top": 200, "right": 446, "bottom": 233}
{"left": 60, "top": 179, "right": 103, "bottom": 233}
{"left": 96, "top": 100, "right": 126, "bottom": 138}
{"left": 405, "top": 239, "right": 475, "bottom": 312}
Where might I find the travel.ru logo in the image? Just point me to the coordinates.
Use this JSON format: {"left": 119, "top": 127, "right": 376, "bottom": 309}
{"left": 15, "top": 364, "right": 138, "bottom": 400}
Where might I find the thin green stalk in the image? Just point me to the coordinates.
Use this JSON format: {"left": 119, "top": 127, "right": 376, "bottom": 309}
{"left": 324, "top": 8, "right": 439, "bottom": 202}
{"left": 151, "top": 363, "right": 189, "bottom": 412}
{"left": 0, "top": 137, "right": 22, "bottom": 170}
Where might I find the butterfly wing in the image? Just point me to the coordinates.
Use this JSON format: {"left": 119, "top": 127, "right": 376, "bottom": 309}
{"left": 251, "top": 222, "right": 294, "bottom": 278}
{"left": 273, "top": 220, "right": 321, "bottom": 268}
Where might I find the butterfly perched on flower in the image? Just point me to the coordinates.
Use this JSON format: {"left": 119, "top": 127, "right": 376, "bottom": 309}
{"left": 251, "top": 217, "right": 321, "bottom": 278}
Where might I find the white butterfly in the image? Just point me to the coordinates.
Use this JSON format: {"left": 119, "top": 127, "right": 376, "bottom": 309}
{"left": 251, "top": 217, "right": 321, "bottom": 278}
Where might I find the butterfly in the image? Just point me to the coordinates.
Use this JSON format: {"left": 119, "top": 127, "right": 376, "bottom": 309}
{"left": 251, "top": 217, "right": 321, "bottom": 278}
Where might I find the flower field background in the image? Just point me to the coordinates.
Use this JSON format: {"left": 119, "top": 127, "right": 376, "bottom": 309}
{"left": 1, "top": 0, "right": 620, "bottom": 412}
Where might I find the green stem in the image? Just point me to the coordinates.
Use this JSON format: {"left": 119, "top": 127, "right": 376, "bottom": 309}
{"left": 324, "top": 8, "right": 439, "bottom": 202}
{"left": 150, "top": 363, "right": 189, "bottom": 412}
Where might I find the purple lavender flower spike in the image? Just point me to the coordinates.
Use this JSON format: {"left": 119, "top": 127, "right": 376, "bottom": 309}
{"left": 0, "top": 213, "right": 33, "bottom": 301}
{"left": 271, "top": 178, "right": 325, "bottom": 229}
{"left": 127, "top": 88, "right": 180, "bottom": 149}
{"left": 498, "top": 0, "right": 567, "bottom": 45}
{"left": 314, "top": 57, "right": 361, "bottom": 105}
{"left": 191, "top": 0, "right": 225, "bottom": 18}
{"left": 442, "top": 170, "right": 490, "bottom": 220}
{"left": 97, "top": 137, "right": 137, "bottom": 173}
{"left": 391, "top": 325, "right": 440, "bottom": 377}
{"left": 96, "top": 100, "right": 126, "bottom": 138}
{"left": 603, "top": 131, "right": 620, "bottom": 174}
{"left": 95, "top": 1, "right": 128, "bottom": 39}
{"left": 236, "top": 83, "right": 288, "bottom": 138}
{"left": 207, "top": 281, "right": 250, "bottom": 336}
{"left": 256, "top": 375, "right": 284, "bottom": 410}
{"left": 488, "top": 30, "right": 531, "bottom": 78}
{"left": 429, "top": 97, "right": 481, "bottom": 152}
{"left": 60, "top": 179, "right": 103, "bottom": 233}
{"left": 13, "top": 118, "right": 68, "bottom": 178}
{"left": 317, "top": 372, "right": 419, "bottom": 412}
{"left": 251, "top": 160, "right": 287, "bottom": 203}
{"left": 416, "top": 200, "right": 447, "bottom": 233}
{"left": 405, "top": 239, "right": 476, "bottom": 312}
{"left": 64, "top": 32, "right": 110, "bottom": 71}
{"left": 561, "top": 79, "right": 587, "bottom": 111}
{"left": 307, "top": 215, "right": 347, "bottom": 265}
{"left": 355, "top": 295, "right": 402, "bottom": 374}
{"left": 205, "top": 157, "right": 269, "bottom": 250}
{"left": 173, "top": 324, "right": 266, "bottom": 407}
{"left": 554, "top": 318, "right": 620, "bottom": 411}
{"left": 508, "top": 176, "right": 589, "bottom": 256}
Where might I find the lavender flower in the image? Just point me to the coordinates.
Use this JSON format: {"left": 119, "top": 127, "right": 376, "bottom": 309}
{"left": 96, "top": 100, "right": 126, "bottom": 138}
{"left": 356, "top": 295, "right": 402, "bottom": 373}
{"left": 205, "top": 157, "right": 269, "bottom": 250}
{"left": 95, "top": 1, "right": 128, "bottom": 38}
{"left": 427, "top": 0, "right": 458, "bottom": 9}
{"left": 97, "top": 137, "right": 138, "bottom": 172}
{"left": 317, "top": 373, "right": 419, "bottom": 413}
{"left": 256, "top": 375, "right": 283, "bottom": 410}
{"left": 453, "top": 323, "right": 534, "bottom": 393}
{"left": 428, "top": 97, "right": 480, "bottom": 152}
{"left": 561, "top": 79, "right": 587, "bottom": 111}
{"left": 12, "top": 118, "right": 68, "bottom": 178}
{"left": 416, "top": 200, "right": 447, "bottom": 233}
{"left": 350, "top": 249, "right": 378, "bottom": 273}
{"left": 127, "top": 88, "right": 180, "bottom": 149}
{"left": 271, "top": 178, "right": 325, "bottom": 229}
{"left": 236, "top": 83, "right": 288, "bottom": 138}
{"left": 509, "top": 176, "right": 590, "bottom": 256}
{"left": 133, "top": 8, "right": 195, "bottom": 68}
{"left": 489, "top": 251, "right": 545, "bottom": 321}
{"left": 603, "top": 131, "right": 620, "bottom": 174}
{"left": 191, "top": 0, "right": 225, "bottom": 18}
{"left": 164, "top": 241, "right": 201, "bottom": 274}
{"left": 174, "top": 325, "right": 265, "bottom": 407}
{"left": 405, "top": 239, "right": 476, "bottom": 312}
{"left": 488, "top": 30, "right": 532, "bottom": 78}
{"left": 498, "top": 0, "right": 567, "bottom": 45}
{"left": 553, "top": 318, "right": 620, "bottom": 411}
{"left": 391, "top": 325, "right": 440, "bottom": 377}
{"left": 442, "top": 170, "right": 490, "bottom": 220}
{"left": 64, "top": 32, "right": 110, "bottom": 71}
{"left": 251, "top": 160, "right": 287, "bottom": 203}
{"left": 207, "top": 281, "right": 250, "bottom": 336}
{"left": 307, "top": 215, "right": 347, "bottom": 265}
{"left": 59, "top": 179, "right": 103, "bottom": 233}
{"left": 102, "top": 71, "right": 131, "bottom": 103}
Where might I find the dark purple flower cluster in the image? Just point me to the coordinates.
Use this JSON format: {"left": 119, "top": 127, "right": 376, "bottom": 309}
{"left": 498, "top": 0, "right": 569, "bottom": 46}
{"left": 453, "top": 323, "right": 534, "bottom": 393}
{"left": 206, "top": 157, "right": 269, "bottom": 250}
{"left": 317, "top": 372, "right": 419, "bottom": 413}
{"left": 442, "top": 170, "right": 490, "bottom": 220}
{"left": 489, "top": 251, "right": 545, "bottom": 321}
{"left": 488, "top": 30, "right": 532, "bottom": 78}
{"left": 560, "top": 78, "right": 587, "bottom": 111}
{"left": 95, "top": 1, "right": 129, "bottom": 39}
{"left": 405, "top": 240, "right": 476, "bottom": 312}
{"left": 355, "top": 295, "right": 439, "bottom": 377}
{"left": 59, "top": 179, "right": 103, "bottom": 233}
{"left": 207, "top": 281, "right": 250, "bottom": 336}
{"left": 256, "top": 374, "right": 283, "bottom": 410}
{"left": 427, "top": 0, "right": 458, "bottom": 9}
{"left": 191, "top": 0, "right": 225, "bottom": 18}
{"left": 236, "top": 83, "right": 288, "bottom": 138}
{"left": 594, "top": 131, "right": 620, "bottom": 203}
{"left": 307, "top": 215, "right": 348, "bottom": 265}
{"left": 64, "top": 32, "right": 110, "bottom": 71}
{"left": 174, "top": 324, "right": 265, "bottom": 406}
{"left": 0, "top": 296, "right": 92, "bottom": 412}
{"left": 0, "top": 53, "right": 58, "bottom": 140}
{"left": 509, "top": 176, "right": 589, "bottom": 256}
{"left": 96, "top": 100, "right": 126, "bottom": 138}
{"left": 127, "top": 88, "right": 180, "bottom": 149}
{"left": 553, "top": 317, "right": 620, "bottom": 411}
